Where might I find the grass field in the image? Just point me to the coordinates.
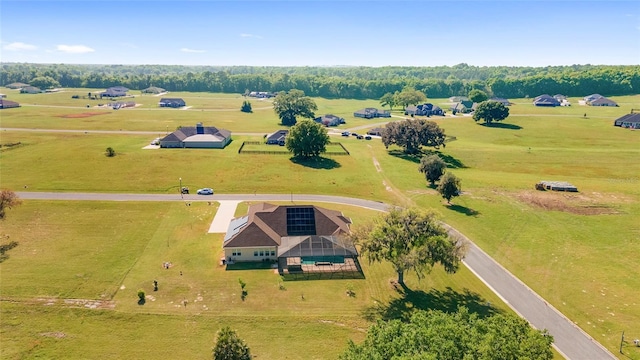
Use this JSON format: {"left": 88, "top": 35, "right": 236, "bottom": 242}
{"left": 0, "top": 201, "right": 508, "bottom": 359}
{"left": 1, "top": 89, "right": 639, "bottom": 358}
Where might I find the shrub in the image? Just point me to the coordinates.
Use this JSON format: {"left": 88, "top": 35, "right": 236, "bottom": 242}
{"left": 105, "top": 147, "right": 116, "bottom": 157}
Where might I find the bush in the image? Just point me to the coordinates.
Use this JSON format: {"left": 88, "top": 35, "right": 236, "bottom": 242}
{"left": 137, "top": 289, "right": 145, "bottom": 304}
{"left": 240, "top": 100, "right": 252, "bottom": 113}
{"left": 105, "top": 147, "right": 116, "bottom": 157}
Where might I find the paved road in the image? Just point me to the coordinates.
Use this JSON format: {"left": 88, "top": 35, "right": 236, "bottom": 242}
{"left": 16, "top": 191, "right": 616, "bottom": 359}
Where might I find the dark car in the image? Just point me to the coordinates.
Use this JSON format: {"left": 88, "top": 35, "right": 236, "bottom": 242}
{"left": 351, "top": 133, "right": 358, "bottom": 137}
{"left": 357, "top": 135, "right": 364, "bottom": 140}
{"left": 365, "top": 136, "right": 372, "bottom": 140}
{"left": 341, "top": 131, "right": 350, "bottom": 136}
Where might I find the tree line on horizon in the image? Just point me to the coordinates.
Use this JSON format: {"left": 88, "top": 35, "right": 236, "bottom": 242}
{"left": 1, "top": 63, "right": 638, "bottom": 100}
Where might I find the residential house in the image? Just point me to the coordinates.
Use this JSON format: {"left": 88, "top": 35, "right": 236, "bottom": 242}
{"left": 314, "top": 114, "right": 345, "bottom": 127}
{"left": 20, "top": 86, "right": 42, "bottom": 94}
{"left": 533, "top": 94, "right": 560, "bottom": 107}
{"left": 405, "top": 103, "right": 444, "bottom": 116}
{"left": 0, "top": 99, "right": 20, "bottom": 109}
{"left": 266, "top": 130, "right": 289, "bottom": 145}
{"left": 613, "top": 111, "right": 640, "bottom": 129}
{"left": 553, "top": 94, "right": 567, "bottom": 101}
{"left": 248, "top": 91, "right": 276, "bottom": 98}
{"left": 489, "top": 97, "right": 511, "bottom": 106}
{"left": 160, "top": 123, "right": 231, "bottom": 148}
{"left": 353, "top": 108, "right": 391, "bottom": 119}
{"left": 108, "top": 101, "right": 136, "bottom": 110}
{"left": 367, "top": 127, "right": 384, "bottom": 136}
{"left": 449, "top": 96, "right": 469, "bottom": 103}
{"left": 158, "top": 98, "right": 186, "bottom": 108}
{"left": 5, "top": 82, "right": 29, "bottom": 89}
{"left": 584, "top": 94, "right": 603, "bottom": 103}
{"left": 222, "top": 202, "right": 354, "bottom": 264}
{"left": 142, "top": 86, "right": 166, "bottom": 94}
{"left": 450, "top": 100, "right": 475, "bottom": 114}
{"left": 589, "top": 97, "right": 618, "bottom": 107}
{"left": 100, "top": 86, "right": 128, "bottom": 98}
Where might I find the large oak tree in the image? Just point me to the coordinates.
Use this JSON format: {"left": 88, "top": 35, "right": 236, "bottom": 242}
{"left": 273, "top": 89, "right": 317, "bottom": 126}
{"left": 473, "top": 100, "right": 510, "bottom": 125}
{"left": 285, "top": 119, "right": 330, "bottom": 159}
{"left": 350, "top": 208, "right": 466, "bottom": 284}
{"left": 381, "top": 118, "right": 446, "bottom": 154}
{"left": 341, "top": 307, "right": 553, "bottom": 360}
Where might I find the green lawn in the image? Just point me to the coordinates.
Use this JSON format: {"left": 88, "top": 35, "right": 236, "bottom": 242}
{"left": 1, "top": 91, "right": 639, "bottom": 358}
{"left": 0, "top": 201, "right": 508, "bottom": 359}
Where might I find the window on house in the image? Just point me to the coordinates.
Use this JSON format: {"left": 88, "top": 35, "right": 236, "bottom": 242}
{"left": 254, "top": 251, "right": 258, "bottom": 256}
{"left": 237, "top": 252, "right": 241, "bottom": 256}
{"left": 259, "top": 251, "right": 264, "bottom": 256}
{"left": 270, "top": 251, "right": 276, "bottom": 256}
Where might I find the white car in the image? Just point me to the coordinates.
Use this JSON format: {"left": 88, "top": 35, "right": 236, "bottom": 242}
{"left": 196, "top": 188, "right": 214, "bottom": 195}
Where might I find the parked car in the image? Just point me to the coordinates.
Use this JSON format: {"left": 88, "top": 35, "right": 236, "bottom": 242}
{"left": 197, "top": 188, "right": 214, "bottom": 195}
{"left": 351, "top": 133, "right": 358, "bottom": 137}
{"left": 150, "top": 137, "right": 161, "bottom": 145}
{"left": 341, "top": 131, "right": 350, "bottom": 136}
{"left": 365, "top": 136, "right": 372, "bottom": 140}
{"left": 357, "top": 135, "right": 364, "bottom": 140}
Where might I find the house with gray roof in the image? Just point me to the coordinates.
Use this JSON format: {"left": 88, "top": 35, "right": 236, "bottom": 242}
{"left": 266, "top": 130, "right": 289, "bottom": 145}
{"left": 589, "top": 97, "right": 618, "bottom": 107}
{"left": 584, "top": 94, "right": 604, "bottom": 103}
{"left": 159, "top": 98, "right": 186, "bottom": 108}
{"left": 223, "top": 203, "right": 354, "bottom": 267}
{"left": 405, "top": 103, "right": 444, "bottom": 116}
{"left": 314, "top": 114, "right": 345, "bottom": 127}
{"left": 0, "top": 99, "right": 20, "bottom": 109}
{"left": 353, "top": 108, "right": 391, "bottom": 119}
{"left": 20, "top": 86, "right": 42, "bottom": 94}
{"left": 160, "top": 123, "right": 231, "bottom": 148}
{"left": 533, "top": 94, "right": 560, "bottom": 107}
{"left": 489, "top": 97, "right": 511, "bottom": 106}
{"left": 5, "top": 82, "right": 29, "bottom": 89}
{"left": 142, "top": 86, "right": 166, "bottom": 94}
{"left": 613, "top": 111, "right": 640, "bottom": 129}
{"left": 450, "top": 100, "right": 475, "bottom": 114}
{"left": 100, "top": 86, "right": 128, "bottom": 98}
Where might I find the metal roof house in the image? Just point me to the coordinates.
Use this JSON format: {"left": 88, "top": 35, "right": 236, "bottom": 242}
{"left": 160, "top": 123, "right": 231, "bottom": 148}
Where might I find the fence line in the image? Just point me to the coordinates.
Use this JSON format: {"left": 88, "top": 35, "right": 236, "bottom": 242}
{"left": 238, "top": 141, "right": 350, "bottom": 155}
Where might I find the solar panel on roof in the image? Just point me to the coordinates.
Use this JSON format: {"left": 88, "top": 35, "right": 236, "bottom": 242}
{"left": 286, "top": 207, "right": 316, "bottom": 235}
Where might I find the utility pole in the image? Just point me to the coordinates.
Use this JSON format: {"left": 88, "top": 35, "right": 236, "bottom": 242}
{"left": 620, "top": 330, "right": 624, "bottom": 354}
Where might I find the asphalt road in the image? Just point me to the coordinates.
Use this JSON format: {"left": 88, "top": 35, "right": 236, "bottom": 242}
{"left": 16, "top": 191, "right": 616, "bottom": 359}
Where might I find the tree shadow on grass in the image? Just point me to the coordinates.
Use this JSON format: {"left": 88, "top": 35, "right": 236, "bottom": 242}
{"left": 290, "top": 156, "right": 341, "bottom": 169}
{"left": 480, "top": 122, "right": 522, "bottom": 130}
{"left": 446, "top": 204, "right": 480, "bottom": 217}
{"left": 388, "top": 149, "right": 466, "bottom": 168}
{"left": 362, "top": 286, "right": 500, "bottom": 322}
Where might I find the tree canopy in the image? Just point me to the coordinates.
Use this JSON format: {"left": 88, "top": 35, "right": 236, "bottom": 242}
{"left": 29, "top": 76, "right": 60, "bottom": 89}
{"left": 395, "top": 87, "right": 427, "bottom": 109}
{"left": 350, "top": 208, "right": 466, "bottom": 284}
{"left": 285, "top": 119, "right": 330, "bottom": 159}
{"left": 0, "top": 190, "right": 22, "bottom": 221}
{"left": 437, "top": 172, "right": 462, "bottom": 204}
{"left": 418, "top": 154, "right": 447, "bottom": 186}
{"left": 273, "top": 89, "right": 317, "bottom": 126}
{"left": 379, "top": 92, "right": 397, "bottom": 110}
{"left": 340, "top": 307, "right": 554, "bottom": 360}
{"left": 212, "top": 326, "right": 251, "bottom": 360}
{"left": 468, "top": 88, "right": 488, "bottom": 103}
{"left": 473, "top": 100, "right": 510, "bottom": 125}
{"left": 381, "top": 118, "right": 446, "bottom": 155}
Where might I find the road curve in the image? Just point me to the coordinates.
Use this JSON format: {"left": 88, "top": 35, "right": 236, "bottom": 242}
{"left": 16, "top": 191, "right": 616, "bottom": 359}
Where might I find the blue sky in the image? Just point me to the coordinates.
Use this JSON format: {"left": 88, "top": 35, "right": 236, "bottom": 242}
{"left": 1, "top": 0, "right": 638, "bottom": 67}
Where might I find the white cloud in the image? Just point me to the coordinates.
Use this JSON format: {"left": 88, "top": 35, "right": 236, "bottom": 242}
{"left": 240, "top": 33, "right": 263, "bottom": 39}
{"left": 57, "top": 44, "right": 95, "bottom": 54}
{"left": 3, "top": 42, "right": 37, "bottom": 51}
{"left": 180, "top": 48, "right": 206, "bottom": 53}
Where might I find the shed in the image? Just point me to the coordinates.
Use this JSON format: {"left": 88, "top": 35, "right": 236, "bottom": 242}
{"left": 535, "top": 181, "right": 578, "bottom": 192}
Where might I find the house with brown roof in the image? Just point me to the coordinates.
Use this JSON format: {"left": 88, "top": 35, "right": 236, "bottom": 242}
{"left": 223, "top": 203, "right": 355, "bottom": 267}
{"left": 160, "top": 122, "right": 231, "bottom": 148}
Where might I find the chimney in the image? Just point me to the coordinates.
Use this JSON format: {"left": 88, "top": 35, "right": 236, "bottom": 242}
{"left": 196, "top": 122, "right": 204, "bottom": 134}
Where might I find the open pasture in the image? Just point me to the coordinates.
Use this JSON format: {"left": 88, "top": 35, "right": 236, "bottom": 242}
{"left": 0, "top": 200, "right": 507, "bottom": 359}
{"left": 1, "top": 91, "right": 640, "bottom": 357}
